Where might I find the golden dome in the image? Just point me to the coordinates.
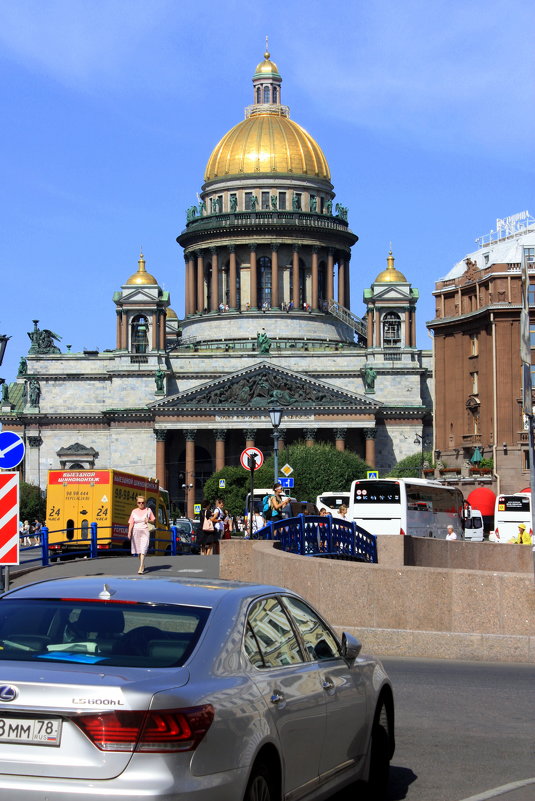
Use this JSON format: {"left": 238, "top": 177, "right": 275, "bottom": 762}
{"left": 375, "top": 250, "right": 407, "bottom": 283}
{"left": 125, "top": 253, "right": 158, "bottom": 285}
{"left": 166, "top": 307, "right": 178, "bottom": 319}
{"left": 204, "top": 113, "right": 331, "bottom": 181}
{"left": 255, "top": 54, "right": 280, "bottom": 76}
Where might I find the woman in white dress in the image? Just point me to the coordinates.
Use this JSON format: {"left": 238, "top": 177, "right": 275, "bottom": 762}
{"left": 128, "top": 495, "right": 155, "bottom": 574}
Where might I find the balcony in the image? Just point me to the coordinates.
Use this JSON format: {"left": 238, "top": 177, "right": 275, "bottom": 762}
{"left": 462, "top": 434, "right": 482, "bottom": 445}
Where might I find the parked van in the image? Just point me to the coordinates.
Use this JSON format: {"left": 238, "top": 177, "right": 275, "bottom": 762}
{"left": 463, "top": 508, "right": 484, "bottom": 541}
{"left": 316, "top": 492, "right": 350, "bottom": 515}
{"left": 46, "top": 469, "right": 171, "bottom": 556}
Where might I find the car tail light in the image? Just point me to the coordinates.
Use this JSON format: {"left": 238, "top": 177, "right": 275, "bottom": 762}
{"left": 494, "top": 527, "right": 499, "bottom": 539}
{"left": 72, "top": 705, "right": 214, "bottom": 752}
{"left": 400, "top": 528, "right": 406, "bottom": 536}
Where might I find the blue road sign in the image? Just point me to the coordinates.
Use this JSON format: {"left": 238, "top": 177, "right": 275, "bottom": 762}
{"left": 0, "top": 431, "right": 25, "bottom": 470}
{"left": 366, "top": 470, "right": 379, "bottom": 479}
{"left": 278, "top": 477, "right": 294, "bottom": 489}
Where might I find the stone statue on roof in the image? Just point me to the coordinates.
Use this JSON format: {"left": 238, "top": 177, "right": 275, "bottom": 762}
{"left": 27, "top": 320, "right": 61, "bottom": 354}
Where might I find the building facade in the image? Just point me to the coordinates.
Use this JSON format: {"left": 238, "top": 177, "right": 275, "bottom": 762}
{"left": 1, "top": 52, "right": 432, "bottom": 517}
{"left": 428, "top": 213, "right": 535, "bottom": 493}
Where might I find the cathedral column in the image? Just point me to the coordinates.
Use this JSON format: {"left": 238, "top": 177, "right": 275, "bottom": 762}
{"left": 334, "top": 428, "right": 347, "bottom": 452}
{"left": 292, "top": 245, "right": 300, "bottom": 305}
{"left": 344, "top": 255, "right": 351, "bottom": 310}
{"left": 304, "top": 428, "right": 317, "bottom": 447}
{"left": 364, "top": 428, "right": 377, "bottom": 467}
{"left": 338, "top": 255, "right": 346, "bottom": 307}
{"left": 210, "top": 247, "right": 218, "bottom": 312}
{"left": 367, "top": 307, "right": 374, "bottom": 347}
{"left": 186, "top": 254, "right": 195, "bottom": 315}
{"left": 311, "top": 246, "right": 319, "bottom": 310}
{"left": 160, "top": 310, "right": 166, "bottom": 349}
{"left": 271, "top": 243, "right": 279, "bottom": 308}
{"left": 151, "top": 313, "right": 158, "bottom": 350}
{"left": 215, "top": 430, "right": 226, "bottom": 472}
{"left": 410, "top": 310, "right": 416, "bottom": 348}
{"left": 327, "top": 248, "right": 334, "bottom": 303}
{"left": 116, "top": 311, "right": 123, "bottom": 350}
{"left": 196, "top": 251, "right": 205, "bottom": 313}
{"left": 244, "top": 429, "right": 256, "bottom": 449}
{"left": 185, "top": 430, "right": 196, "bottom": 519}
{"left": 375, "top": 310, "right": 381, "bottom": 347}
{"left": 228, "top": 246, "right": 237, "bottom": 309}
{"left": 249, "top": 244, "right": 258, "bottom": 309}
{"left": 155, "top": 430, "right": 167, "bottom": 489}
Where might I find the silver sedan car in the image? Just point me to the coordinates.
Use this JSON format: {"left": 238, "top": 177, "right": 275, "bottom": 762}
{"left": 0, "top": 576, "right": 394, "bottom": 800}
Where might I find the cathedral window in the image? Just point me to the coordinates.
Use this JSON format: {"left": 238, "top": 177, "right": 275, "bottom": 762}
{"left": 382, "top": 312, "right": 401, "bottom": 347}
{"left": 256, "top": 87, "right": 261, "bottom": 103}
{"left": 273, "top": 86, "right": 278, "bottom": 103}
{"left": 258, "top": 257, "right": 272, "bottom": 308}
{"left": 263, "top": 86, "right": 270, "bottom": 103}
{"left": 245, "top": 192, "right": 253, "bottom": 211}
{"left": 261, "top": 191, "right": 270, "bottom": 210}
{"left": 278, "top": 191, "right": 286, "bottom": 210}
{"left": 131, "top": 315, "right": 149, "bottom": 353}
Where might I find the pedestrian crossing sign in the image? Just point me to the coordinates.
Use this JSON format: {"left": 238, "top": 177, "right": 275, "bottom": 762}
{"left": 366, "top": 471, "right": 379, "bottom": 479}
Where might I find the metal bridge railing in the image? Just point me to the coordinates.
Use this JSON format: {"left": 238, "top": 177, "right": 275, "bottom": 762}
{"left": 254, "top": 514, "right": 377, "bottom": 563}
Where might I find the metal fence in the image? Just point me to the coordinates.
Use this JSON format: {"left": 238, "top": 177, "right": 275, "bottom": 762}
{"left": 254, "top": 514, "right": 377, "bottom": 563}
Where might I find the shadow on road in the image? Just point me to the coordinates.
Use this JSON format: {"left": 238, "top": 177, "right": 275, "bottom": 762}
{"left": 334, "top": 766, "right": 417, "bottom": 800}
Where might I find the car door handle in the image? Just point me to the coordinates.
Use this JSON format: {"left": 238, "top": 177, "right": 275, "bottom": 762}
{"left": 322, "top": 678, "right": 334, "bottom": 692}
{"left": 270, "top": 691, "right": 284, "bottom": 704}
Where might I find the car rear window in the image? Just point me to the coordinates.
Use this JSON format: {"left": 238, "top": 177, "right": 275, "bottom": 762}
{"left": 0, "top": 600, "right": 210, "bottom": 668}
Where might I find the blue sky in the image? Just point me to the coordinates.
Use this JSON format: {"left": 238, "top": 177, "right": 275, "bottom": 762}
{"left": 1, "top": 0, "right": 533, "bottom": 381}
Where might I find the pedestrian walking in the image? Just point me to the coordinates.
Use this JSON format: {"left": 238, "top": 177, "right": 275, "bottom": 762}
{"left": 127, "top": 495, "right": 155, "bottom": 574}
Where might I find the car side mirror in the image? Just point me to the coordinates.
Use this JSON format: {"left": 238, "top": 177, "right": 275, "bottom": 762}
{"left": 341, "top": 632, "right": 362, "bottom": 661}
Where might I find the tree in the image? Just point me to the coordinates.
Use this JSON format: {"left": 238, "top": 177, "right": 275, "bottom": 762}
{"left": 20, "top": 481, "right": 46, "bottom": 523}
{"left": 202, "top": 442, "right": 370, "bottom": 516}
{"left": 387, "top": 451, "right": 434, "bottom": 478}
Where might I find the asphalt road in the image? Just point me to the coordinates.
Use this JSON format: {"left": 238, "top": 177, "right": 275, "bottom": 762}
{"left": 5, "top": 557, "right": 535, "bottom": 801}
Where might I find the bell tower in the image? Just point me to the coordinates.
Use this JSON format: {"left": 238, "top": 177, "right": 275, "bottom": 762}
{"left": 113, "top": 252, "right": 170, "bottom": 354}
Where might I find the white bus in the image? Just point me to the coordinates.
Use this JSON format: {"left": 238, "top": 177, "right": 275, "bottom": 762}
{"left": 490, "top": 493, "right": 533, "bottom": 543}
{"left": 349, "top": 478, "right": 465, "bottom": 538}
{"left": 315, "top": 491, "right": 350, "bottom": 515}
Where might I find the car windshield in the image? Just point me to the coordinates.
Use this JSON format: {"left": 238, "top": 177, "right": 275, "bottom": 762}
{"left": 0, "top": 599, "right": 210, "bottom": 668}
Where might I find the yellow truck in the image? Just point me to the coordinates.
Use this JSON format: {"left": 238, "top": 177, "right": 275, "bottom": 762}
{"left": 46, "top": 469, "right": 171, "bottom": 556}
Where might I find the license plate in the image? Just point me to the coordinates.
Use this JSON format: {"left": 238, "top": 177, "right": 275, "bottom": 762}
{"left": 0, "top": 716, "right": 62, "bottom": 746}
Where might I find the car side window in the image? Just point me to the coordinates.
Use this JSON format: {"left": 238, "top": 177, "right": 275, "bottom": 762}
{"left": 246, "top": 597, "right": 304, "bottom": 668}
{"left": 282, "top": 596, "right": 340, "bottom": 661}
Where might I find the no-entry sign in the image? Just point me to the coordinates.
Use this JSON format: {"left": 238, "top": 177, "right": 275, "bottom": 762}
{"left": 0, "top": 472, "right": 20, "bottom": 565}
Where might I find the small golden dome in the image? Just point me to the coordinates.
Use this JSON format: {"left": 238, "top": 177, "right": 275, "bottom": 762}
{"left": 255, "top": 41, "right": 280, "bottom": 76}
{"left": 125, "top": 252, "right": 158, "bottom": 285}
{"left": 205, "top": 113, "right": 330, "bottom": 181}
{"left": 375, "top": 250, "right": 407, "bottom": 283}
{"left": 166, "top": 307, "right": 178, "bottom": 319}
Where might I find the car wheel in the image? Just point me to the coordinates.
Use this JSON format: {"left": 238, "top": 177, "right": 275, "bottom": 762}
{"left": 367, "top": 702, "right": 390, "bottom": 799}
{"left": 244, "top": 763, "right": 275, "bottom": 801}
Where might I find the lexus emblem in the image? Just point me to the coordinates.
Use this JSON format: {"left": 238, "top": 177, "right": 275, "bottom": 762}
{"left": 0, "top": 685, "right": 18, "bottom": 702}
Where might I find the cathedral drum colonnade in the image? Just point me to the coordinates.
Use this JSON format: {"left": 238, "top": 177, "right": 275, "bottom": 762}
{"left": 0, "top": 50, "right": 431, "bottom": 520}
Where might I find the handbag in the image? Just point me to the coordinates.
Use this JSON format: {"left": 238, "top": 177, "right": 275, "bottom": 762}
{"left": 202, "top": 514, "right": 214, "bottom": 532}
{"left": 146, "top": 511, "right": 156, "bottom": 534}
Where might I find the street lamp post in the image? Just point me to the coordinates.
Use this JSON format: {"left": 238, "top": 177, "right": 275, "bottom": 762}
{"left": 269, "top": 408, "right": 283, "bottom": 484}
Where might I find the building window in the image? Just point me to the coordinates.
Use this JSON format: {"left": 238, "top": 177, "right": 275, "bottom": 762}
{"left": 483, "top": 253, "right": 489, "bottom": 265}
{"left": 530, "top": 322, "right": 535, "bottom": 349}
{"left": 229, "top": 193, "right": 237, "bottom": 211}
{"left": 263, "top": 86, "right": 270, "bottom": 103}
{"left": 261, "top": 191, "right": 270, "bottom": 210}
{"left": 471, "top": 334, "right": 479, "bottom": 356}
{"left": 320, "top": 197, "right": 325, "bottom": 213}
{"left": 278, "top": 192, "right": 286, "bottom": 210}
{"left": 470, "top": 371, "right": 479, "bottom": 394}
{"left": 256, "top": 87, "right": 261, "bottom": 104}
{"left": 524, "top": 247, "right": 535, "bottom": 264}
{"left": 245, "top": 192, "right": 253, "bottom": 211}
{"left": 131, "top": 315, "right": 149, "bottom": 353}
{"left": 293, "top": 193, "right": 302, "bottom": 211}
{"left": 382, "top": 312, "right": 401, "bottom": 347}
{"left": 258, "top": 256, "right": 272, "bottom": 308}
{"left": 273, "top": 86, "right": 278, "bottom": 103}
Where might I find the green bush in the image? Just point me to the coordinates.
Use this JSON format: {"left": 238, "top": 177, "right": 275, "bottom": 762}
{"left": 20, "top": 481, "right": 46, "bottom": 523}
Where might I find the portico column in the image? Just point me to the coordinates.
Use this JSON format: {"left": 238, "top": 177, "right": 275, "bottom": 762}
{"left": 196, "top": 251, "right": 205, "bottom": 313}
{"left": 228, "top": 245, "right": 237, "bottom": 309}
{"left": 151, "top": 313, "right": 158, "bottom": 350}
{"left": 367, "top": 307, "right": 374, "bottom": 347}
{"left": 210, "top": 247, "right": 218, "bottom": 312}
{"left": 250, "top": 244, "right": 258, "bottom": 309}
{"left": 244, "top": 429, "right": 256, "bottom": 449}
{"left": 116, "top": 311, "right": 122, "bottom": 350}
{"left": 271, "top": 243, "right": 279, "bottom": 308}
{"left": 186, "top": 254, "right": 195, "bottom": 316}
{"left": 344, "top": 256, "right": 351, "bottom": 310}
{"left": 160, "top": 310, "right": 166, "bottom": 349}
{"left": 154, "top": 429, "right": 167, "bottom": 489}
{"left": 364, "top": 428, "right": 377, "bottom": 468}
{"left": 185, "top": 430, "right": 196, "bottom": 519}
{"left": 334, "top": 428, "right": 347, "bottom": 452}
{"left": 338, "top": 255, "right": 346, "bottom": 307}
{"left": 410, "top": 310, "right": 416, "bottom": 348}
{"left": 327, "top": 248, "right": 334, "bottom": 304}
{"left": 311, "top": 246, "right": 319, "bottom": 310}
{"left": 292, "top": 245, "right": 300, "bottom": 306}
{"left": 215, "top": 430, "right": 226, "bottom": 472}
{"left": 375, "top": 310, "right": 381, "bottom": 347}
{"left": 304, "top": 428, "right": 317, "bottom": 448}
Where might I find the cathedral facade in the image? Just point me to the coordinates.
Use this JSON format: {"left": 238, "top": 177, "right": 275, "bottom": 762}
{"left": 1, "top": 51, "right": 432, "bottom": 517}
